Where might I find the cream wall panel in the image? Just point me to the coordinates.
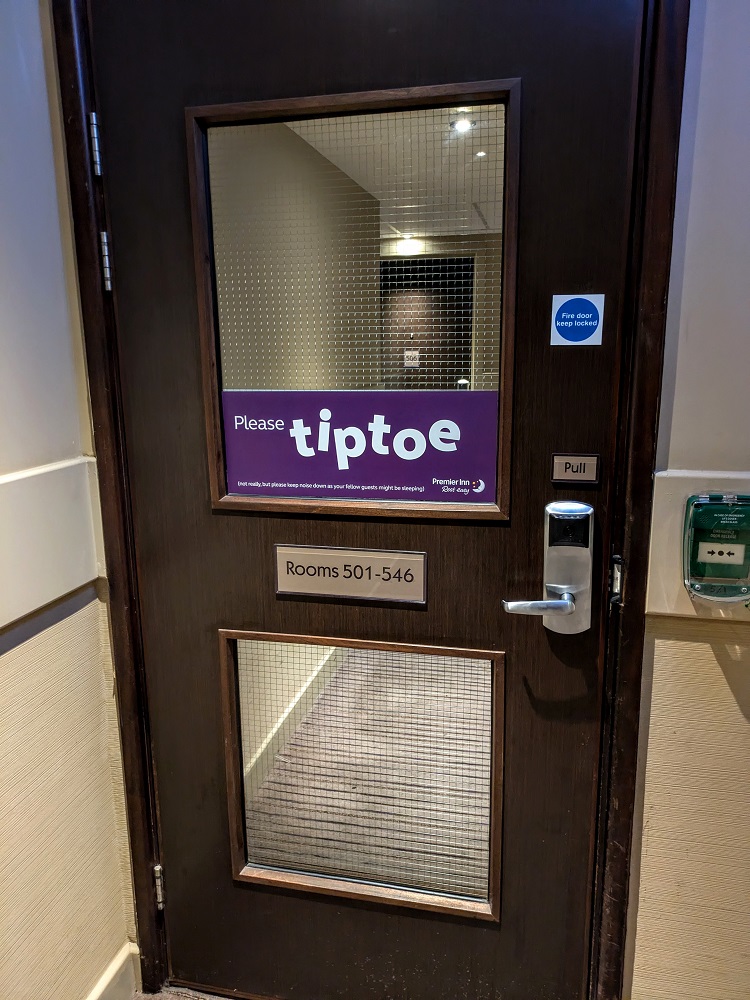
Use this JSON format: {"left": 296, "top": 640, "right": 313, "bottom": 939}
{"left": 0, "top": 0, "right": 84, "bottom": 476}
{"left": 628, "top": 618, "right": 750, "bottom": 1000}
{"left": 0, "top": 458, "right": 100, "bottom": 629}
{"left": 0, "top": 597, "right": 136, "bottom": 1000}
{"left": 1, "top": 0, "right": 103, "bottom": 628}
{"left": 656, "top": 0, "right": 750, "bottom": 473}
{"left": 38, "top": 0, "right": 95, "bottom": 458}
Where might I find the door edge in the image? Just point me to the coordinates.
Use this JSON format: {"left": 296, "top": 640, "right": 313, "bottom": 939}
{"left": 50, "top": 0, "right": 167, "bottom": 990}
{"left": 589, "top": 2, "right": 691, "bottom": 998}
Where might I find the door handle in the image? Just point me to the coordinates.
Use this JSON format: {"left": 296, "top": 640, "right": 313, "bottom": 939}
{"left": 502, "top": 501, "right": 595, "bottom": 633}
{"left": 502, "top": 592, "right": 575, "bottom": 616}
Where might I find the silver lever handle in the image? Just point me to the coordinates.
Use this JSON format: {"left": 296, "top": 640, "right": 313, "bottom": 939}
{"left": 502, "top": 592, "right": 575, "bottom": 617}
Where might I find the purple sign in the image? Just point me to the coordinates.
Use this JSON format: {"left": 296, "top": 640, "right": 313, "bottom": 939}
{"left": 222, "top": 390, "right": 498, "bottom": 504}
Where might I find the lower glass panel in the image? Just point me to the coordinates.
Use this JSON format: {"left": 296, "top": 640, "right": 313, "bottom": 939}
{"left": 236, "top": 639, "right": 493, "bottom": 900}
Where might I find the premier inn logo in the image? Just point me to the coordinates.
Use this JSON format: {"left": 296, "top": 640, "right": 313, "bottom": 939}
{"left": 235, "top": 407, "right": 462, "bottom": 471}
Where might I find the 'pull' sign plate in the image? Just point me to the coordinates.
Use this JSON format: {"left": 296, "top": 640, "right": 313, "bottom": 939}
{"left": 551, "top": 453, "right": 600, "bottom": 485}
{"left": 275, "top": 545, "right": 426, "bottom": 604}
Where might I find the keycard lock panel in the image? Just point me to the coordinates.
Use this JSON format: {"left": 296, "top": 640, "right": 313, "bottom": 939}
{"left": 503, "top": 501, "right": 594, "bottom": 633}
{"left": 683, "top": 494, "right": 750, "bottom": 603}
{"left": 543, "top": 501, "right": 594, "bottom": 633}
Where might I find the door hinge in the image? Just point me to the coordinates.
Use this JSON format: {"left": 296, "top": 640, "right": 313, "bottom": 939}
{"left": 610, "top": 555, "right": 623, "bottom": 605}
{"left": 99, "top": 231, "right": 112, "bottom": 291}
{"left": 153, "top": 863, "right": 166, "bottom": 910}
{"left": 88, "top": 111, "right": 103, "bottom": 177}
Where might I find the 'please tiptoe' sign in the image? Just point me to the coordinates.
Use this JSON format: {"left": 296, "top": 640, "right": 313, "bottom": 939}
{"left": 222, "top": 390, "right": 498, "bottom": 503}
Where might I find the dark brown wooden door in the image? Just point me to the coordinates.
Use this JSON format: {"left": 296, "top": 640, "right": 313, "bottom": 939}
{"left": 86, "top": 2, "right": 646, "bottom": 997}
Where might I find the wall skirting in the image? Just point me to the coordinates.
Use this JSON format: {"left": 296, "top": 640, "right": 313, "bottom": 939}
{"left": 84, "top": 943, "right": 140, "bottom": 1000}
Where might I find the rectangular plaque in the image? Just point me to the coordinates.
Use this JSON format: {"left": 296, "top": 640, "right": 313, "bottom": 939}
{"left": 275, "top": 545, "right": 426, "bottom": 603}
{"left": 551, "top": 453, "right": 600, "bottom": 484}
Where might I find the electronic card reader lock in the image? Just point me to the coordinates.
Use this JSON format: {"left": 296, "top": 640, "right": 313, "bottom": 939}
{"left": 503, "top": 501, "right": 594, "bottom": 633}
{"left": 684, "top": 493, "right": 750, "bottom": 604}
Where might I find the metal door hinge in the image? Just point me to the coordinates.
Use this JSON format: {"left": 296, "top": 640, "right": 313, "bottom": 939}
{"left": 88, "top": 111, "right": 103, "bottom": 176}
{"left": 99, "top": 231, "right": 112, "bottom": 291}
{"left": 610, "top": 555, "right": 623, "bottom": 605}
{"left": 153, "top": 863, "right": 166, "bottom": 910}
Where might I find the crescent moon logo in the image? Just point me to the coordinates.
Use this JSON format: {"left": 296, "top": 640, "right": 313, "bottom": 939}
{"left": 472, "top": 479, "right": 485, "bottom": 493}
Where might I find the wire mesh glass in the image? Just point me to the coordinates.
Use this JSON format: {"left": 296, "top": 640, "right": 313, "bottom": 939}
{"left": 207, "top": 103, "right": 504, "bottom": 393}
{"left": 237, "top": 639, "right": 494, "bottom": 901}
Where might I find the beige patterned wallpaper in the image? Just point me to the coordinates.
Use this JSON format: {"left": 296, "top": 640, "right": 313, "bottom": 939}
{"left": 627, "top": 617, "right": 750, "bottom": 1000}
{"left": 0, "top": 596, "right": 136, "bottom": 1000}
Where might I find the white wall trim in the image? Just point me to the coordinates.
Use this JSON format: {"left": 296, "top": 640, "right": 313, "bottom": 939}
{"left": 83, "top": 943, "right": 140, "bottom": 1000}
{"left": 647, "top": 469, "right": 750, "bottom": 620}
{"left": 0, "top": 455, "right": 90, "bottom": 486}
{"left": 0, "top": 455, "right": 101, "bottom": 628}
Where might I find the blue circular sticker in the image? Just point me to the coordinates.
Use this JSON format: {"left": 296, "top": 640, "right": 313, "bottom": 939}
{"left": 554, "top": 297, "right": 600, "bottom": 342}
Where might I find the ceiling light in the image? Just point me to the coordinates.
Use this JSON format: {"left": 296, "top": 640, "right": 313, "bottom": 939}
{"left": 396, "top": 237, "right": 425, "bottom": 256}
{"left": 475, "top": 151, "right": 487, "bottom": 157}
{"left": 450, "top": 118, "right": 476, "bottom": 134}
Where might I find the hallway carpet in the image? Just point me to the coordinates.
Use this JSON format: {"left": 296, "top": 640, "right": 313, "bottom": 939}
{"left": 135, "top": 990, "right": 213, "bottom": 999}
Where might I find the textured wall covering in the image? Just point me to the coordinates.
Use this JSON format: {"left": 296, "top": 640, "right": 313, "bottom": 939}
{"left": 628, "top": 618, "right": 750, "bottom": 1000}
{"left": 0, "top": 596, "right": 136, "bottom": 1000}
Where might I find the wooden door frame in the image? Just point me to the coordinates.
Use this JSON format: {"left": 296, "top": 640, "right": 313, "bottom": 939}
{"left": 50, "top": 0, "right": 690, "bottom": 995}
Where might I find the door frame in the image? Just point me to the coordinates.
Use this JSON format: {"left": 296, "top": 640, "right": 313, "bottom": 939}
{"left": 49, "top": 0, "right": 690, "bottom": 995}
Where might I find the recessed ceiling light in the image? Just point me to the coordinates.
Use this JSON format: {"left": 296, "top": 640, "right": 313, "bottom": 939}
{"left": 450, "top": 118, "right": 476, "bottom": 134}
{"left": 475, "top": 151, "right": 487, "bottom": 158}
{"left": 396, "top": 237, "right": 425, "bottom": 256}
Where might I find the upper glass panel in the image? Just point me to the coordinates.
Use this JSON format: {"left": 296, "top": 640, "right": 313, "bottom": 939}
{"left": 206, "top": 103, "right": 505, "bottom": 504}
{"left": 208, "top": 104, "right": 504, "bottom": 392}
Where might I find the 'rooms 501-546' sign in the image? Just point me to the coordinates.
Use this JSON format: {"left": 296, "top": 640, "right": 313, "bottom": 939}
{"left": 222, "top": 390, "right": 498, "bottom": 504}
